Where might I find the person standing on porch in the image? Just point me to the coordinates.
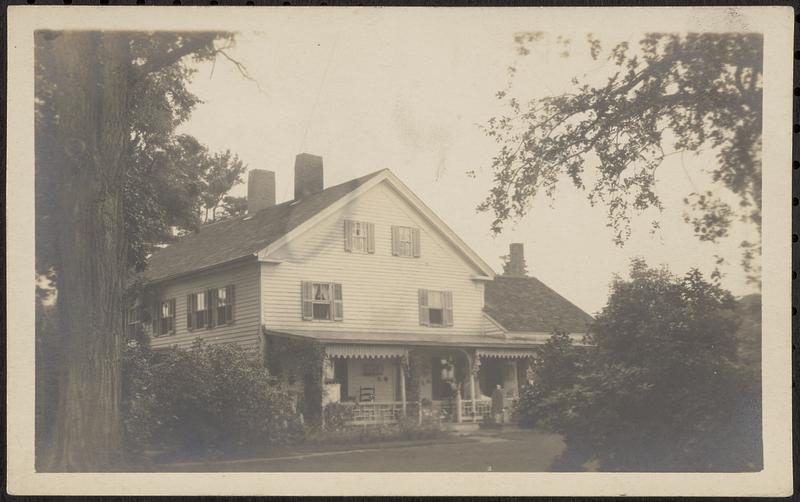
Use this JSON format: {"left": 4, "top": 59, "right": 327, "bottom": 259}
{"left": 491, "top": 384, "right": 505, "bottom": 425}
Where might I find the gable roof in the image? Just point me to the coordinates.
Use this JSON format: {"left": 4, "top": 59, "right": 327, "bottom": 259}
{"left": 144, "top": 169, "right": 385, "bottom": 283}
{"left": 484, "top": 275, "right": 594, "bottom": 333}
{"left": 143, "top": 168, "right": 495, "bottom": 283}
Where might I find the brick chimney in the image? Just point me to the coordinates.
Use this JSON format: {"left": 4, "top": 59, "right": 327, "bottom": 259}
{"left": 294, "top": 153, "right": 324, "bottom": 200}
{"left": 507, "top": 243, "right": 527, "bottom": 277}
{"left": 247, "top": 169, "right": 276, "bottom": 214}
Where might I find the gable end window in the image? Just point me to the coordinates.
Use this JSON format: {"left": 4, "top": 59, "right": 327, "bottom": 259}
{"left": 344, "top": 220, "right": 375, "bottom": 254}
{"left": 153, "top": 298, "right": 176, "bottom": 336}
{"left": 418, "top": 289, "right": 453, "bottom": 327}
{"left": 392, "top": 226, "right": 421, "bottom": 258}
{"left": 302, "top": 281, "right": 343, "bottom": 321}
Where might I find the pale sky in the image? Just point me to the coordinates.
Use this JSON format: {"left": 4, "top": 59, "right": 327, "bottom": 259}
{"left": 178, "top": 10, "right": 761, "bottom": 315}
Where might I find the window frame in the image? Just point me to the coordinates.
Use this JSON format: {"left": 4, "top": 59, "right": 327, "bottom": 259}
{"left": 215, "top": 285, "right": 235, "bottom": 325}
{"left": 391, "top": 225, "right": 421, "bottom": 258}
{"left": 187, "top": 290, "right": 212, "bottom": 331}
{"left": 302, "top": 281, "right": 343, "bottom": 322}
{"left": 344, "top": 219, "right": 375, "bottom": 254}
{"left": 418, "top": 289, "right": 453, "bottom": 327}
{"left": 155, "top": 298, "right": 176, "bottom": 336}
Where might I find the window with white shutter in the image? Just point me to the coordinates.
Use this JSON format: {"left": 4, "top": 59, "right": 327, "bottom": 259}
{"left": 418, "top": 289, "right": 453, "bottom": 327}
{"left": 344, "top": 219, "right": 374, "bottom": 254}
{"left": 302, "top": 281, "right": 343, "bottom": 321}
{"left": 392, "top": 225, "right": 420, "bottom": 257}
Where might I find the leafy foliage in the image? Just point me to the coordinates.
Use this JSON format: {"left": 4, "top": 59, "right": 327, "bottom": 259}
{"left": 499, "top": 253, "right": 528, "bottom": 276}
{"left": 482, "top": 33, "right": 762, "bottom": 281}
{"left": 513, "top": 331, "right": 585, "bottom": 428}
{"left": 301, "top": 418, "right": 445, "bottom": 445}
{"left": 122, "top": 339, "right": 298, "bottom": 460}
{"left": 265, "top": 332, "right": 327, "bottom": 424}
{"left": 516, "top": 260, "right": 761, "bottom": 471}
{"left": 199, "top": 150, "right": 247, "bottom": 222}
{"left": 36, "top": 32, "right": 250, "bottom": 274}
{"left": 218, "top": 195, "right": 249, "bottom": 221}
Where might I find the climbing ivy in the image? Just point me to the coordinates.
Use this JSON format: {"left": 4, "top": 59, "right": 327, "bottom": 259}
{"left": 264, "top": 329, "right": 326, "bottom": 424}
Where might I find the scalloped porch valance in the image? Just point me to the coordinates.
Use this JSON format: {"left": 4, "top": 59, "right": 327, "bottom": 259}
{"left": 325, "top": 344, "right": 407, "bottom": 359}
{"left": 476, "top": 348, "right": 537, "bottom": 359}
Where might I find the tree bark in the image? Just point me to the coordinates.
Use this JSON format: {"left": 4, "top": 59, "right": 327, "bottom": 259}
{"left": 44, "top": 32, "right": 131, "bottom": 471}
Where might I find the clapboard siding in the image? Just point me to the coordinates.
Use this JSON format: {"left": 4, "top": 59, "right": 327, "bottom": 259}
{"left": 482, "top": 313, "right": 507, "bottom": 337}
{"left": 148, "top": 259, "right": 261, "bottom": 352}
{"left": 261, "top": 181, "right": 488, "bottom": 337}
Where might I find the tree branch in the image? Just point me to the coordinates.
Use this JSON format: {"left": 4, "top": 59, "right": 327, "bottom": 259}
{"left": 134, "top": 35, "right": 216, "bottom": 79}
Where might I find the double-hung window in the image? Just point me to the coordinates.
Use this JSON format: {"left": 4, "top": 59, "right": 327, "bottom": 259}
{"left": 302, "top": 281, "right": 343, "bottom": 321}
{"left": 187, "top": 290, "right": 210, "bottom": 330}
{"left": 187, "top": 285, "right": 235, "bottom": 330}
{"left": 418, "top": 289, "right": 453, "bottom": 327}
{"left": 392, "top": 226, "right": 421, "bottom": 257}
{"left": 216, "top": 285, "right": 235, "bottom": 325}
{"left": 154, "top": 298, "right": 176, "bottom": 336}
{"left": 344, "top": 219, "right": 375, "bottom": 254}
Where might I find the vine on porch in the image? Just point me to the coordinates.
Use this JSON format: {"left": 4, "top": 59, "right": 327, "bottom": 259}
{"left": 263, "top": 328, "right": 326, "bottom": 424}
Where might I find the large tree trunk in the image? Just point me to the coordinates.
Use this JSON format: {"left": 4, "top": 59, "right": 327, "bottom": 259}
{"left": 44, "top": 31, "right": 131, "bottom": 471}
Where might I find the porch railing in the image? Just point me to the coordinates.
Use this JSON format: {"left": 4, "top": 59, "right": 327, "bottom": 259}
{"left": 339, "top": 397, "right": 519, "bottom": 425}
{"left": 343, "top": 401, "right": 404, "bottom": 425}
{"left": 461, "top": 397, "right": 518, "bottom": 423}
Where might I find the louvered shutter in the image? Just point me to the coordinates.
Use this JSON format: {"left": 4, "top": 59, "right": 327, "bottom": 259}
{"left": 418, "top": 289, "right": 429, "bottom": 326}
{"left": 227, "top": 285, "right": 235, "bottom": 324}
{"left": 301, "top": 281, "right": 313, "bottom": 320}
{"left": 391, "top": 226, "right": 400, "bottom": 256}
{"left": 412, "top": 228, "right": 421, "bottom": 257}
{"left": 366, "top": 222, "right": 375, "bottom": 254}
{"left": 169, "top": 299, "right": 177, "bottom": 334}
{"left": 207, "top": 289, "right": 217, "bottom": 327}
{"left": 344, "top": 220, "right": 353, "bottom": 252}
{"left": 187, "top": 294, "right": 195, "bottom": 330}
{"left": 443, "top": 291, "right": 454, "bottom": 326}
{"left": 332, "top": 283, "right": 343, "bottom": 321}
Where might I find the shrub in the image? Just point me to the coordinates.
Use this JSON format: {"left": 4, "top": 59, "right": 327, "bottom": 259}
{"left": 122, "top": 339, "right": 298, "bottom": 460}
{"left": 522, "top": 260, "right": 761, "bottom": 472}
{"left": 323, "top": 402, "right": 355, "bottom": 431}
{"left": 302, "top": 418, "right": 445, "bottom": 446}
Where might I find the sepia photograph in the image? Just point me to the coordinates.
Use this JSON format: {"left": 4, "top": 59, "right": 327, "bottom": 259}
{"left": 6, "top": 5, "right": 794, "bottom": 496}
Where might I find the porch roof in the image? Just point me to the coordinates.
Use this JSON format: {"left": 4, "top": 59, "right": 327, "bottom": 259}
{"left": 264, "top": 328, "right": 548, "bottom": 349}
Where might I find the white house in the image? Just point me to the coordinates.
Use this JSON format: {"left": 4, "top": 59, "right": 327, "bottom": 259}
{"left": 136, "top": 153, "right": 593, "bottom": 425}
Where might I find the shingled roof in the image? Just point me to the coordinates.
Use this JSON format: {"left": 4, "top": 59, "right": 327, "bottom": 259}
{"left": 144, "top": 169, "right": 385, "bottom": 283}
{"left": 484, "top": 275, "right": 594, "bottom": 333}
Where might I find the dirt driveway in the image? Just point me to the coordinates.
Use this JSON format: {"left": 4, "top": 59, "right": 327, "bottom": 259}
{"left": 162, "top": 429, "right": 565, "bottom": 472}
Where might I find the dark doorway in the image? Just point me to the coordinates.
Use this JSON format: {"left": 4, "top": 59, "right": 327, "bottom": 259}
{"left": 478, "top": 358, "right": 504, "bottom": 396}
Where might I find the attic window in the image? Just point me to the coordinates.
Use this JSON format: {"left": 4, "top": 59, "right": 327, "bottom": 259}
{"left": 392, "top": 226, "right": 420, "bottom": 257}
{"left": 344, "top": 220, "right": 375, "bottom": 254}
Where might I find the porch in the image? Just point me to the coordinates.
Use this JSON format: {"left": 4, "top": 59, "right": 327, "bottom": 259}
{"left": 321, "top": 343, "right": 533, "bottom": 426}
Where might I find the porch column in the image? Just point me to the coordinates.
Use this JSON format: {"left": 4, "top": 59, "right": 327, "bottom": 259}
{"left": 399, "top": 357, "right": 407, "bottom": 417}
{"left": 320, "top": 355, "right": 327, "bottom": 429}
{"left": 470, "top": 352, "right": 480, "bottom": 421}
